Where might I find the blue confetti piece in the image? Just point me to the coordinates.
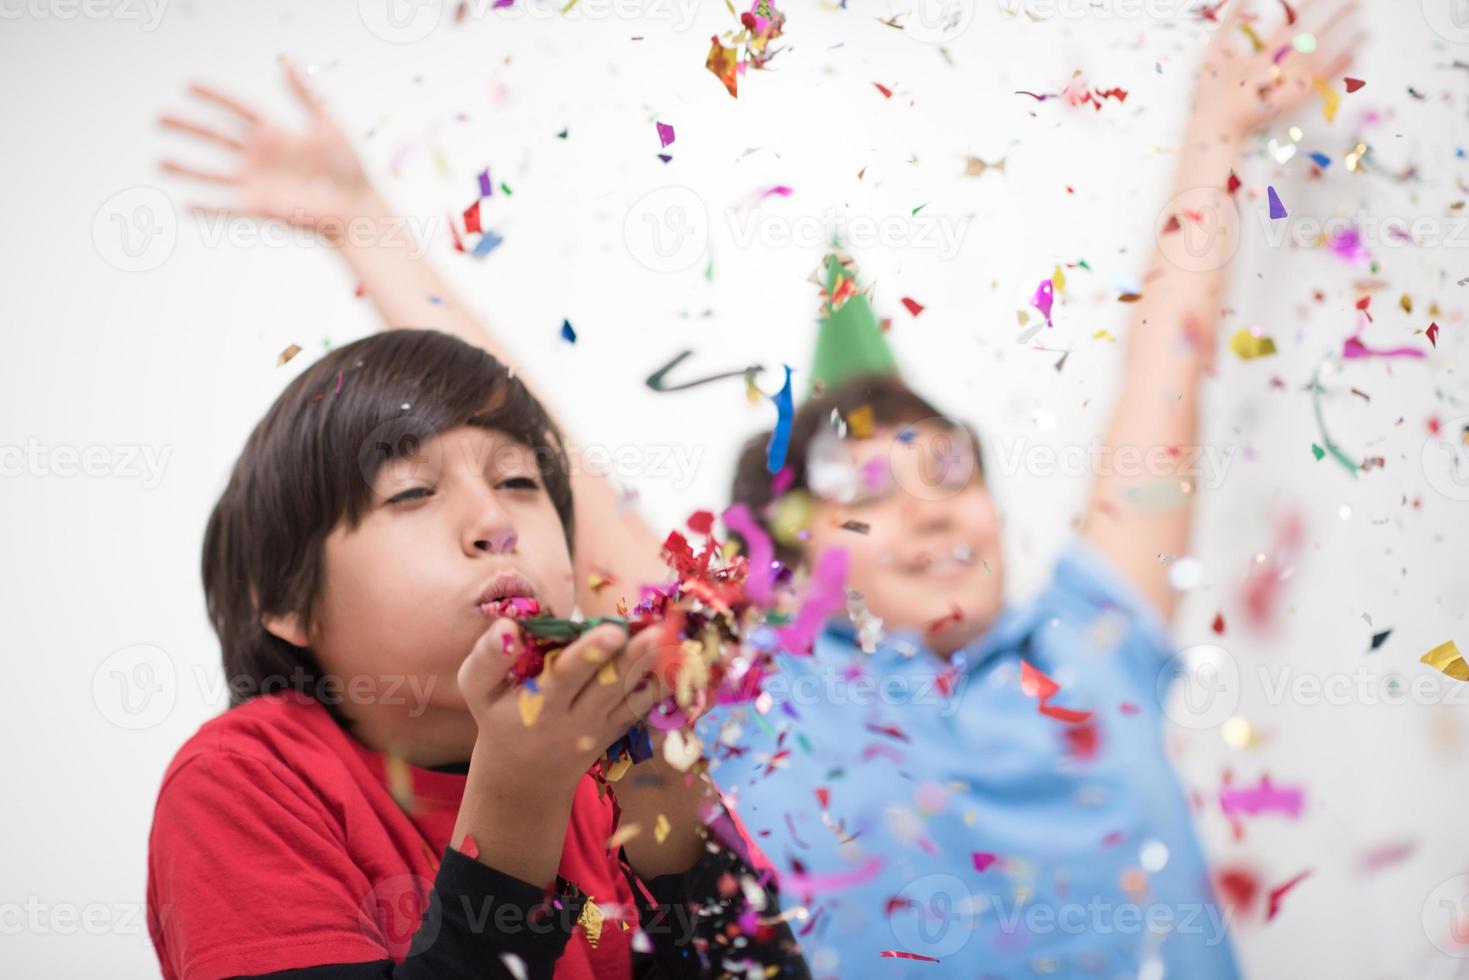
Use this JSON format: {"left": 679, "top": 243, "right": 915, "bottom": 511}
{"left": 1267, "top": 186, "right": 1288, "bottom": 220}
{"left": 470, "top": 229, "right": 503, "bottom": 258}
{"left": 1308, "top": 152, "right": 1331, "bottom": 169}
{"left": 765, "top": 364, "right": 795, "bottom": 474}
{"left": 560, "top": 319, "right": 577, "bottom": 344}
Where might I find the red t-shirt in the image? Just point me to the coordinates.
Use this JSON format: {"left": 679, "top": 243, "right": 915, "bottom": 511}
{"left": 147, "top": 692, "right": 635, "bottom": 980}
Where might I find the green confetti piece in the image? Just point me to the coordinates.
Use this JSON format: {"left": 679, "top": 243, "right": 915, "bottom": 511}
{"left": 912, "top": 203, "right": 927, "bottom": 216}
{"left": 1311, "top": 443, "right": 1325, "bottom": 460}
{"left": 499, "top": 181, "right": 513, "bottom": 196}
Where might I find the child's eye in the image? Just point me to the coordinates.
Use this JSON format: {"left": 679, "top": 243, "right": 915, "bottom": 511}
{"left": 498, "top": 476, "right": 540, "bottom": 491}
{"left": 386, "top": 487, "right": 433, "bottom": 504}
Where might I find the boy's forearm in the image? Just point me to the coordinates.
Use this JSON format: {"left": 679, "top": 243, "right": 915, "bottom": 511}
{"left": 1083, "top": 118, "right": 1245, "bottom": 619}
{"left": 451, "top": 739, "right": 577, "bottom": 887}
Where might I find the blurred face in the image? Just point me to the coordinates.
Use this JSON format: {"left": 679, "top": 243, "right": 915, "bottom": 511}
{"left": 801, "top": 422, "right": 1004, "bottom": 657}
{"left": 290, "top": 425, "right": 574, "bottom": 754}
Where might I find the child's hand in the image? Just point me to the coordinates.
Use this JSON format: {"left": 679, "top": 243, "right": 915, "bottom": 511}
{"left": 457, "top": 619, "right": 671, "bottom": 804}
{"left": 1191, "top": 0, "right": 1362, "bottom": 140}
{"left": 159, "top": 60, "right": 374, "bottom": 233}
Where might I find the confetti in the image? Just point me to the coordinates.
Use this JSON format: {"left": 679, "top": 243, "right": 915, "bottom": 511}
{"left": 765, "top": 364, "right": 795, "bottom": 473}
{"left": 1220, "top": 775, "right": 1304, "bottom": 819}
{"left": 1031, "top": 278, "right": 1055, "bottom": 327}
{"left": 276, "top": 343, "right": 303, "bottom": 367}
{"left": 458, "top": 833, "right": 480, "bottom": 860}
{"left": 1019, "top": 660, "right": 1093, "bottom": 724}
{"left": 1265, "top": 869, "right": 1312, "bottom": 921}
{"left": 1342, "top": 335, "right": 1425, "bottom": 360}
{"left": 654, "top": 812, "right": 671, "bottom": 844}
{"left": 901, "top": 297, "right": 924, "bottom": 317}
{"left": 560, "top": 319, "right": 577, "bottom": 344}
{"left": 1229, "top": 327, "right": 1278, "bottom": 360}
{"left": 499, "top": 953, "right": 528, "bottom": 980}
{"left": 972, "top": 852, "right": 998, "bottom": 872}
{"left": 880, "top": 950, "right": 940, "bottom": 962}
{"left": 1344, "top": 77, "right": 1366, "bottom": 93}
{"left": 1421, "top": 640, "right": 1469, "bottom": 681}
{"left": 645, "top": 349, "right": 763, "bottom": 393}
{"left": 656, "top": 121, "right": 675, "bottom": 148}
{"left": 1427, "top": 322, "right": 1439, "bottom": 347}
{"left": 518, "top": 687, "right": 544, "bottom": 727}
{"left": 1267, "top": 186, "right": 1288, "bottom": 220}
{"left": 1311, "top": 77, "right": 1340, "bottom": 122}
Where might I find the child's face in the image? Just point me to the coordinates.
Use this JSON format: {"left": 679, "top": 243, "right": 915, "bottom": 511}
{"left": 307, "top": 425, "right": 575, "bottom": 715}
{"left": 801, "top": 422, "right": 1004, "bottom": 656}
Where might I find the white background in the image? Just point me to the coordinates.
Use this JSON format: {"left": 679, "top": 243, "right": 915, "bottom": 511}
{"left": 3, "top": 0, "right": 1469, "bottom": 976}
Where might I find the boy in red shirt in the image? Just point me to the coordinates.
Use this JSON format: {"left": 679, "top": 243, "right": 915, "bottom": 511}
{"left": 146, "top": 328, "right": 807, "bottom": 979}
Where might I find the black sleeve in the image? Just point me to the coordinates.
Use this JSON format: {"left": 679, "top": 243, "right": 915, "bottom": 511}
{"left": 627, "top": 844, "right": 812, "bottom": 979}
{"left": 234, "top": 846, "right": 587, "bottom": 980}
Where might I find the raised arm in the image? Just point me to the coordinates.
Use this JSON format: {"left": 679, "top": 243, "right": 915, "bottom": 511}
{"left": 1081, "top": 0, "right": 1360, "bottom": 622}
{"left": 160, "top": 62, "right": 668, "bottom": 618}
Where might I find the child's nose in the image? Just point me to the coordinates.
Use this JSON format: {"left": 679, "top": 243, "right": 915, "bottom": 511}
{"left": 462, "top": 493, "right": 519, "bottom": 556}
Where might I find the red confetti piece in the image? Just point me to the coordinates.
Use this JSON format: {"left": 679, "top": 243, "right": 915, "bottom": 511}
{"left": 880, "top": 950, "right": 940, "bottom": 962}
{"left": 459, "top": 833, "right": 480, "bottom": 860}
{"left": 686, "top": 509, "right": 715, "bottom": 535}
{"left": 1212, "top": 612, "right": 1226, "bottom": 635}
{"left": 1119, "top": 701, "right": 1140, "bottom": 715}
{"left": 926, "top": 603, "right": 962, "bottom": 634}
{"left": 1427, "top": 321, "right": 1439, "bottom": 347}
{"left": 1278, "top": 0, "right": 1296, "bottom": 24}
{"left": 1355, "top": 295, "right": 1373, "bottom": 322}
{"left": 1344, "top": 77, "right": 1366, "bottom": 93}
{"left": 814, "top": 787, "right": 830, "bottom": 809}
{"left": 874, "top": 82, "right": 893, "bottom": 98}
{"left": 972, "top": 852, "right": 997, "bottom": 872}
{"left": 1019, "top": 660, "right": 1093, "bottom": 724}
{"left": 463, "top": 200, "right": 482, "bottom": 235}
{"left": 1265, "top": 869, "right": 1311, "bottom": 921}
{"left": 1226, "top": 170, "right": 1241, "bottom": 195}
{"left": 901, "top": 297, "right": 925, "bottom": 316}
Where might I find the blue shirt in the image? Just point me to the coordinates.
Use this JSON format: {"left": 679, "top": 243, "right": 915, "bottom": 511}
{"left": 701, "top": 539, "right": 1240, "bottom": 979}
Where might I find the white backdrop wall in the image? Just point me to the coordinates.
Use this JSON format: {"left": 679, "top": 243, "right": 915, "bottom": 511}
{"left": 3, "top": 0, "right": 1468, "bottom": 976}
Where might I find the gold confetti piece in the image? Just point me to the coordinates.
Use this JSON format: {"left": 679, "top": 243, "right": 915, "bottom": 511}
{"left": 663, "top": 729, "right": 704, "bottom": 771}
{"left": 655, "top": 813, "right": 671, "bottom": 844}
{"left": 577, "top": 896, "right": 604, "bottom": 948}
{"left": 1240, "top": 22, "right": 1265, "bottom": 52}
{"left": 606, "top": 823, "right": 642, "bottom": 850}
{"left": 606, "top": 755, "right": 633, "bottom": 782}
{"left": 1399, "top": 294, "right": 1412, "bottom": 313}
{"left": 597, "top": 660, "right": 619, "bottom": 685}
{"left": 385, "top": 750, "right": 416, "bottom": 813}
{"left": 575, "top": 735, "right": 596, "bottom": 752}
{"left": 848, "top": 405, "right": 875, "bottom": 439}
{"left": 1311, "top": 77, "right": 1340, "bottom": 123}
{"left": 1421, "top": 640, "right": 1469, "bottom": 681}
{"left": 1230, "top": 328, "right": 1278, "bottom": 360}
{"left": 518, "top": 688, "right": 544, "bottom": 726}
{"left": 276, "top": 343, "right": 303, "bottom": 367}
{"left": 1052, "top": 264, "right": 1066, "bottom": 293}
{"left": 1092, "top": 329, "right": 1116, "bottom": 343}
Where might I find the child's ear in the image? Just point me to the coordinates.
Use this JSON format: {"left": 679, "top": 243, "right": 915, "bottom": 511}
{"left": 260, "top": 611, "right": 310, "bottom": 648}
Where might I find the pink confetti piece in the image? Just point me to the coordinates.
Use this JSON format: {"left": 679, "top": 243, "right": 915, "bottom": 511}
{"left": 972, "top": 852, "right": 997, "bottom": 872}
{"left": 1031, "top": 278, "right": 1055, "bottom": 327}
{"left": 774, "top": 548, "right": 849, "bottom": 656}
{"left": 656, "top": 121, "right": 675, "bottom": 148}
{"left": 1219, "top": 776, "right": 1304, "bottom": 819}
{"left": 783, "top": 854, "right": 884, "bottom": 893}
{"left": 880, "top": 950, "right": 940, "bottom": 962}
{"left": 721, "top": 503, "right": 775, "bottom": 605}
{"left": 1343, "top": 335, "right": 1425, "bottom": 360}
{"left": 1265, "top": 869, "right": 1312, "bottom": 921}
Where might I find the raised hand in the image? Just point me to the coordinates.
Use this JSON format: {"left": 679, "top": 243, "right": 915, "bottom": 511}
{"left": 1192, "top": 0, "right": 1363, "bottom": 139}
{"left": 159, "top": 60, "right": 372, "bottom": 232}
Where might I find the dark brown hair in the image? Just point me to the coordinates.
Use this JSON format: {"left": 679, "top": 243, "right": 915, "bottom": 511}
{"left": 729, "top": 374, "right": 982, "bottom": 569}
{"left": 202, "top": 329, "right": 574, "bottom": 708}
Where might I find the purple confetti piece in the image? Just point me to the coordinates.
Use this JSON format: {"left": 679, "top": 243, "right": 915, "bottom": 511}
{"left": 721, "top": 503, "right": 775, "bottom": 604}
{"left": 477, "top": 168, "right": 493, "bottom": 198}
{"left": 1267, "top": 186, "right": 1288, "bottom": 220}
{"left": 1220, "top": 777, "right": 1304, "bottom": 819}
{"left": 656, "top": 121, "right": 675, "bottom": 147}
{"left": 1031, "top": 278, "right": 1055, "bottom": 327}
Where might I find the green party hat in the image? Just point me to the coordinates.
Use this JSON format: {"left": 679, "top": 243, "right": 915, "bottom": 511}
{"left": 807, "top": 242, "right": 898, "bottom": 396}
